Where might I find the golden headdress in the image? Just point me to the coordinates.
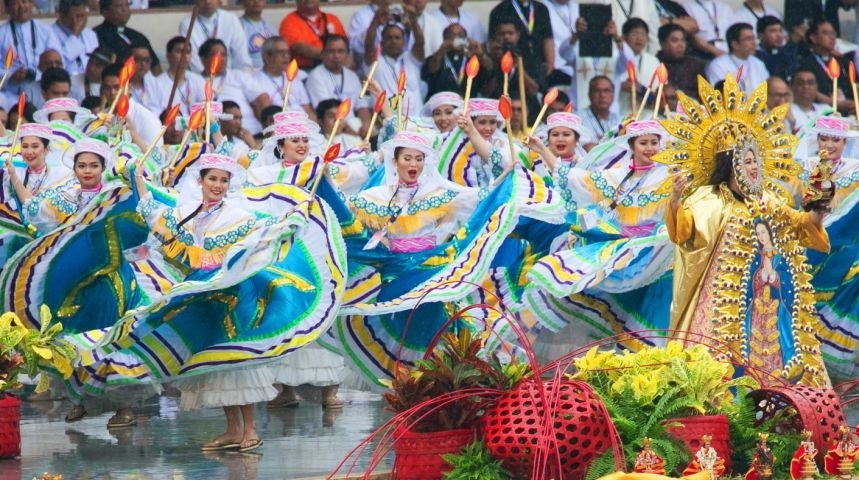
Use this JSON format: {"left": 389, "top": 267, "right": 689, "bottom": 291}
{"left": 654, "top": 74, "right": 800, "bottom": 199}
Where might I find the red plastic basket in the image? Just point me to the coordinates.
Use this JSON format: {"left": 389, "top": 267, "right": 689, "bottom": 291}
{"left": 392, "top": 427, "right": 474, "bottom": 480}
{"left": 666, "top": 414, "right": 732, "bottom": 471}
{"left": 0, "top": 394, "right": 21, "bottom": 459}
{"left": 482, "top": 379, "right": 614, "bottom": 479}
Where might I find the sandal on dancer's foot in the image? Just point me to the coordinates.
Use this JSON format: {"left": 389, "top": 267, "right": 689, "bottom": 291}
{"left": 201, "top": 438, "right": 241, "bottom": 451}
{"left": 106, "top": 411, "right": 136, "bottom": 429}
{"left": 267, "top": 395, "right": 299, "bottom": 408}
{"left": 239, "top": 438, "right": 263, "bottom": 452}
{"left": 65, "top": 405, "right": 86, "bottom": 423}
{"left": 321, "top": 397, "right": 344, "bottom": 410}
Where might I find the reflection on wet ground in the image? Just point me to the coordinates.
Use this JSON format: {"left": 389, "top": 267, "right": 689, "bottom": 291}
{"left": 2, "top": 387, "right": 392, "bottom": 480}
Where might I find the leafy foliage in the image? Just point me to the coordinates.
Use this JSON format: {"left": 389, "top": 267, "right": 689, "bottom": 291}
{"left": 442, "top": 440, "right": 514, "bottom": 480}
{"left": 0, "top": 306, "right": 75, "bottom": 395}
{"left": 383, "top": 329, "right": 530, "bottom": 432}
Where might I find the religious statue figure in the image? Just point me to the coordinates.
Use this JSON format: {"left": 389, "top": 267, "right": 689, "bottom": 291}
{"left": 790, "top": 429, "right": 819, "bottom": 479}
{"left": 745, "top": 433, "right": 776, "bottom": 480}
{"left": 633, "top": 437, "right": 666, "bottom": 475}
{"left": 824, "top": 424, "right": 858, "bottom": 478}
{"left": 683, "top": 434, "right": 726, "bottom": 478}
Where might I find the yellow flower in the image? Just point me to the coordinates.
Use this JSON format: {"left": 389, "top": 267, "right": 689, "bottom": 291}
{"left": 630, "top": 373, "right": 660, "bottom": 402}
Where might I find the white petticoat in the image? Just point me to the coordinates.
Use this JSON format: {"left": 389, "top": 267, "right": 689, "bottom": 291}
{"left": 174, "top": 366, "right": 277, "bottom": 411}
{"left": 269, "top": 342, "right": 347, "bottom": 387}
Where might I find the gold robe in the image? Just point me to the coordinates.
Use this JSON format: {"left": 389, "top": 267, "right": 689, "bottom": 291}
{"left": 665, "top": 183, "right": 830, "bottom": 386}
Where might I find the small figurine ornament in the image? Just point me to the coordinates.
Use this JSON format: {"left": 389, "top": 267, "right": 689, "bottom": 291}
{"left": 790, "top": 429, "right": 819, "bottom": 480}
{"left": 683, "top": 434, "right": 726, "bottom": 478}
{"left": 633, "top": 437, "right": 666, "bottom": 475}
{"left": 745, "top": 433, "right": 776, "bottom": 480}
{"left": 824, "top": 424, "right": 858, "bottom": 478}
{"left": 803, "top": 147, "right": 836, "bottom": 211}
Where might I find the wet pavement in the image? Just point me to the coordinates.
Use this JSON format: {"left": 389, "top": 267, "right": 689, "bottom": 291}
{"left": 1, "top": 387, "right": 392, "bottom": 480}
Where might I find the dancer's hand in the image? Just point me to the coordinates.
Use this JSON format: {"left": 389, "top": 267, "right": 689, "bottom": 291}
{"left": 456, "top": 113, "right": 474, "bottom": 134}
{"left": 670, "top": 170, "right": 689, "bottom": 205}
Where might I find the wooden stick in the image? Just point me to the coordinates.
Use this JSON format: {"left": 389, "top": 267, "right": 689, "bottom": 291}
{"left": 167, "top": 6, "right": 197, "bottom": 112}
{"left": 360, "top": 61, "right": 378, "bottom": 98}
{"left": 652, "top": 81, "right": 665, "bottom": 120}
{"left": 363, "top": 111, "right": 378, "bottom": 145}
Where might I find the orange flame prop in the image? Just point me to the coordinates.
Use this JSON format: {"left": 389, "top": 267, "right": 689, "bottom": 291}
{"left": 163, "top": 104, "right": 180, "bottom": 127}
{"left": 374, "top": 90, "right": 386, "bottom": 114}
{"left": 16, "top": 92, "right": 25, "bottom": 118}
{"left": 829, "top": 57, "right": 841, "bottom": 112}
{"left": 286, "top": 59, "right": 299, "bottom": 81}
{"left": 526, "top": 87, "right": 557, "bottom": 136}
{"left": 364, "top": 91, "right": 387, "bottom": 145}
{"left": 564, "top": 102, "right": 573, "bottom": 113}
{"left": 118, "top": 56, "right": 135, "bottom": 88}
{"left": 323, "top": 143, "right": 341, "bottom": 163}
{"left": 850, "top": 62, "right": 859, "bottom": 123}
{"left": 501, "top": 52, "right": 513, "bottom": 74}
{"left": 627, "top": 60, "right": 638, "bottom": 115}
{"left": 204, "top": 79, "right": 213, "bottom": 102}
{"left": 501, "top": 51, "right": 513, "bottom": 96}
{"left": 336, "top": 98, "right": 351, "bottom": 121}
{"left": 651, "top": 63, "right": 669, "bottom": 120}
{"left": 116, "top": 94, "right": 129, "bottom": 118}
{"left": 4, "top": 46, "right": 13, "bottom": 69}
{"left": 397, "top": 67, "right": 407, "bottom": 96}
{"left": 189, "top": 108, "right": 205, "bottom": 131}
{"left": 498, "top": 96, "right": 512, "bottom": 120}
{"left": 626, "top": 60, "right": 636, "bottom": 86}
{"left": 465, "top": 55, "right": 480, "bottom": 78}
{"left": 209, "top": 51, "right": 223, "bottom": 76}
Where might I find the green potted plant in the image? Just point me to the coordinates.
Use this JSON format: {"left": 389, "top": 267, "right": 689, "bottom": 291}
{"left": 0, "top": 306, "right": 76, "bottom": 458}
{"left": 383, "top": 328, "right": 528, "bottom": 480}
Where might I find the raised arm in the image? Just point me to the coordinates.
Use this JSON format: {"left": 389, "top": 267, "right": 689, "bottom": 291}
{"left": 456, "top": 113, "right": 492, "bottom": 160}
{"left": 5, "top": 157, "right": 33, "bottom": 204}
{"left": 524, "top": 134, "right": 558, "bottom": 172}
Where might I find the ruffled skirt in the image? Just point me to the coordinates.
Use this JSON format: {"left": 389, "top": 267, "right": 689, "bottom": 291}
{"left": 175, "top": 366, "right": 277, "bottom": 411}
{"left": 269, "top": 343, "right": 346, "bottom": 387}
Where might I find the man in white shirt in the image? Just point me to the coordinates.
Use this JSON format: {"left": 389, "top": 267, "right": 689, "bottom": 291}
{"left": 127, "top": 43, "right": 159, "bottom": 115}
{"left": 179, "top": 0, "right": 253, "bottom": 73}
{"left": 683, "top": 0, "right": 734, "bottom": 58}
{"left": 576, "top": 75, "right": 620, "bottom": 149}
{"left": 348, "top": 0, "right": 385, "bottom": 73}
{"left": 252, "top": 36, "right": 314, "bottom": 120}
{"left": 789, "top": 68, "right": 828, "bottom": 134}
{"left": 607, "top": 0, "right": 660, "bottom": 54}
{"left": 52, "top": 0, "right": 98, "bottom": 76}
{"left": 0, "top": 0, "right": 62, "bottom": 109}
{"left": 706, "top": 22, "right": 769, "bottom": 95}
{"left": 732, "top": 0, "right": 781, "bottom": 33}
{"left": 617, "top": 18, "right": 659, "bottom": 117}
{"left": 71, "top": 45, "right": 112, "bottom": 100}
{"left": 430, "top": 0, "right": 486, "bottom": 44}
{"left": 404, "top": 0, "right": 443, "bottom": 58}
{"left": 239, "top": 0, "right": 276, "bottom": 70}
{"left": 364, "top": 9, "right": 425, "bottom": 117}
{"left": 148, "top": 36, "right": 206, "bottom": 118}
{"left": 200, "top": 39, "right": 269, "bottom": 135}
{"left": 542, "top": 0, "right": 577, "bottom": 81}
{"left": 305, "top": 34, "right": 371, "bottom": 137}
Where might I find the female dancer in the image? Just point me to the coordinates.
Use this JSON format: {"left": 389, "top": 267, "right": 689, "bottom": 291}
{"left": 437, "top": 98, "right": 512, "bottom": 188}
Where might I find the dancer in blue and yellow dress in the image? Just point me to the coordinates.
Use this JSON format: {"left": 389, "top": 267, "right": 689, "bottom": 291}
{"left": 662, "top": 74, "right": 829, "bottom": 387}
{"left": 511, "top": 119, "right": 676, "bottom": 357}
{"left": 330, "top": 130, "right": 531, "bottom": 386}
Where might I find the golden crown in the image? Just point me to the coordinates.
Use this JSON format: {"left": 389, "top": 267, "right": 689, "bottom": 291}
{"left": 653, "top": 73, "right": 800, "bottom": 199}
{"left": 701, "top": 434, "right": 713, "bottom": 443}
{"left": 758, "top": 433, "right": 770, "bottom": 440}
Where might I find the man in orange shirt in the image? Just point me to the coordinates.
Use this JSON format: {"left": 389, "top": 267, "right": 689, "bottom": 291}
{"left": 279, "top": 0, "right": 347, "bottom": 69}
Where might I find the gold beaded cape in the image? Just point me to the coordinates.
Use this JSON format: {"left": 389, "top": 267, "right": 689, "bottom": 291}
{"left": 655, "top": 74, "right": 830, "bottom": 386}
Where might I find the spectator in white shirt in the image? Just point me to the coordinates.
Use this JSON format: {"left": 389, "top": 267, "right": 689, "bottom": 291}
{"left": 348, "top": 0, "right": 386, "bottom": 73}
{"left": 576, "top": 75, "right": 620, "bottom": 149}
{"left": 239, "top": 0, "right": 276, "bottom": 70}
{"left": 148, "top": 36, "right": 206, "bottom": 118}
{"left": 0, "top": 0, "right": 62, "bottom": 109}
{"left": 305, "top": 34, "right": 371, "bottom": 135}
{"left": 24, "top": 49, "right": 63, "bottom": 107}
{"left": 733, "top": 0, "right": 781, "bottom": 33}
{"left": 39, "top": 66, "right": 71, "bottom": 103}
{"left": 127, "top": 44, "right": 158, "bottom": 114}
{"left": 706, "top": 22, "right": 769, "bottom": 95}
{"left": 52, "top": 0, "right": 98, "bottom": 76}
{"left": 200, "top": 38, "right": 269, "bottom": 135}
{"left": 609, "top": 0, "right": 661, "bottom": 54}
{"left": 220, "top": 99, "right": 257, "bottom": 158}
{"left": 180, "top": 0, "right": 253, "bottom": 73}
{"left": 789, "top": 68, "right": 828, "bottom": 134}
{"left": 683, "top": 0, "right": 734, "bottom": 58}
{"left": 618, "top": 18, "right": 659, "bottom": 117}
{"left": 365, "top": 9, "right": 426, "bottom": 118}
{"left": 404, "top": 0, "right": 443, "bottom": 58}
{"left": 71, "top": 45, "right": 113, "bottom": 100}
{"left": 542, "top": 0, "right": 577, "bottom": 82}
{"left": 430, "top": 0, "right": 486, "bottom": 44}
{"left": 252, "top": 36, "right": 314, "bottom": 120}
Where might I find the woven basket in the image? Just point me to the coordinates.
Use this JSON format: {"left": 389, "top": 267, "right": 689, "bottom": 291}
{"left": 392, "top": 427, "right": 474, "bottom": 480}
{"left": 748, "top": 386, "right": 845, "bottom": 462}
{"left": 482, "top": 379, "right": 614, "bottom": 479}
{"left": 666, "top": 414, "right": 732, "bottom": 471}
{"left": 0, "top": 394, "right": 21, "bottom": 459}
